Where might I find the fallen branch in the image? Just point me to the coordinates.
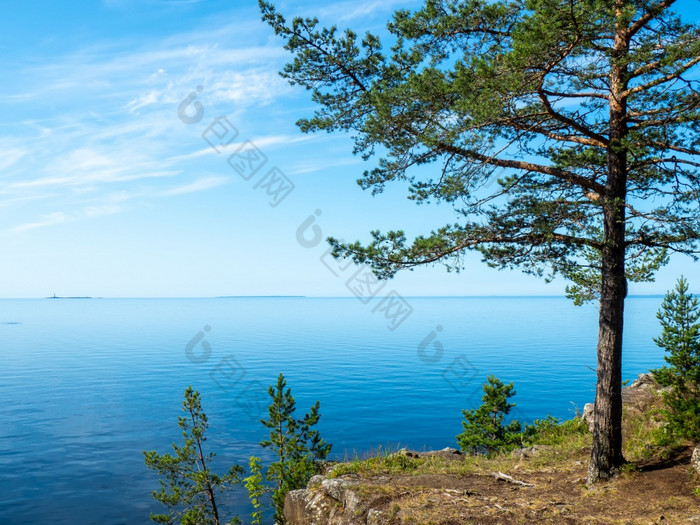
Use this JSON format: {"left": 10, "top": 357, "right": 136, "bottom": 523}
{"left": 491, "top": 471, "right": 535, "bottom": 487}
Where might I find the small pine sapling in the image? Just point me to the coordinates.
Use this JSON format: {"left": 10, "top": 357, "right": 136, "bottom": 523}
{"left": 651, "top": 277, "right": 700, "bottom": 440}
{"left": 457, "top": 375, "right": 523, "bottom": 455}
{"left": 260, "top": 373, "right": 331, "bottom": 523}
{"left": 144, "top": 386, "right": 243, "bottom": 525}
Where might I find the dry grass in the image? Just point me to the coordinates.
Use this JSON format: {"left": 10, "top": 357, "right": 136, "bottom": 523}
{"left": 320, "top": 414, "right": 700, "bottom": 524}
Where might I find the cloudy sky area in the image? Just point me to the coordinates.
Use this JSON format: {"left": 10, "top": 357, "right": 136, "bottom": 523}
{"left": 0, "top": 0, "right": 697, "bottom": 298}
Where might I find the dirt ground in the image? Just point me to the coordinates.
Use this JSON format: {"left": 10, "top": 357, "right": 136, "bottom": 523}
{"left": 345, "top": 447, "right": 700, "bottom": 524}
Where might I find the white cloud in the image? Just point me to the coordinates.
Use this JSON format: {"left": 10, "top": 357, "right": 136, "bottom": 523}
{"left": 12, "top": 212, "right": 71, "bottom": 233}
{"left": 0, "top": 147, "right": 30, "bottom": 171}
{"left": 319, "top": 0, "right": 418, "bottom": 22}
{"left": 162, "top": 175, "right": 229, "bottom": 195}
{"left": 287, "top": 156, "right": 362, "bottom": 175}
{"left": 82, "top": 204, "right": 123, "bottom": 218}
{"left": 11, "top": 204, "right": 123, "bottom": 233}
{"left": 0, "top": 10, "right": 308, "bottom": 235}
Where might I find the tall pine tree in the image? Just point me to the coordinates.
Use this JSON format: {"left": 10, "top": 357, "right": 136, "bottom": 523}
{"left": 260, "top": 0, "right": 700, "bottom": 481}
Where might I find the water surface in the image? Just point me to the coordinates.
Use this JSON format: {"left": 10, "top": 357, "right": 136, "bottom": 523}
{"left": 0, "top": 296, "right": 665, "bottom": 524}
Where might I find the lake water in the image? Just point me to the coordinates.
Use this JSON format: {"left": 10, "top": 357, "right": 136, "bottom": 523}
{"left": 0, "top": 296, "right": 666, "bottom": 524}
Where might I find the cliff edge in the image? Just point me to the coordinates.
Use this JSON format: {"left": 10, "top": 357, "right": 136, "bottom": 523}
{"left": 284, "top": 375, "right": 700, "bottom": 524}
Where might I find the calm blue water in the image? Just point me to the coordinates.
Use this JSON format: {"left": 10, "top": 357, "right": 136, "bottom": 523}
{"left": 0, "top": 296, "right": 666, "bottom": 524}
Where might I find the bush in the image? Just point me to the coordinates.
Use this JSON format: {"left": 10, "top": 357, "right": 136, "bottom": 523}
{"left": 522, "top": 416, "right": 588, "bottom": 447}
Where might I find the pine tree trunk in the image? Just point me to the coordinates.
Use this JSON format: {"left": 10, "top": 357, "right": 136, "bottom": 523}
{"left": 587, "top": 217, "right": 627, "bottom": 482}
{"left": 588, "top": 11, "right": 629, "bottom": 482}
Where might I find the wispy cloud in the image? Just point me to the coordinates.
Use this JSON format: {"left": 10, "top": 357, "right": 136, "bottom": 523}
{"left": 319, "top": 0, "right": 419, "bottom": 22}
{"left": 12, "top": 211, "right": 72, "bottom": 233}
{"left": 9, "top": 146, "right": 181, "bottom": 190}
{"left": 0, "top": 14, "right": 301, "bottom": 235}
{"left": 0, "top": 147, "right": 30, "bottom": 172}
{"left": 162, "top": 175, "right": 229, "bottom": 195}
{"left": 287, "top": 156, "right": 363, "bottom": 175}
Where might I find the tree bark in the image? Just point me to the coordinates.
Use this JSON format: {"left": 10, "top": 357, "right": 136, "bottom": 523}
{"left": 588, "top": 7, "right": 629, "bottom": 482}
{"left": 587, "top": 210, "right": 627, "bottom": 482}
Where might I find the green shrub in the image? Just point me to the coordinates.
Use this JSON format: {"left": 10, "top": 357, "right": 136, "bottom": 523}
{"left": 243, "top": 457, "right": 265, "bottom": 525}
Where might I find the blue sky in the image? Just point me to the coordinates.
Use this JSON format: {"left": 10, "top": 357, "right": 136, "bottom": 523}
{"left": 0, "top": 0, "right": 697, "bottom": 298}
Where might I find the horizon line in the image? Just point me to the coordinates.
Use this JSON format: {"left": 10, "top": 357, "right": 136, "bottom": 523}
{"left": 0, "top": 294, "right": 669, "bottom": 300}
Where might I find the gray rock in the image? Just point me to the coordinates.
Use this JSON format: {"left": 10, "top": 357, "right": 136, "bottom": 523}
{"left": 308, "top": 475, "right": 324, "bottom": 488}
{"left": 393, "top": 446, "right": 464, "bottom": 461}
{"left": 285, "top": 476, "right": 377, "bottom": 525}
{"left": 367, "top": 508, "right": 389, "bottom": 525}
{"left": 422, "top": 447, "right": 465, "bottom": 460}
{"left": 283, "top": 489, "right": 307, "bottom": 524}
{"left": 692, "top": 446, "right": 700, "bottom": 475}
{"left": 582, "top": 373, "right": 668, "bottom": 433}
{"left": 320, "top": 478, "right": 359, "bottom": 501}
{"left": 581, "top": 402, "right": 595, "bottom": 432}
{"left": 342, "top": 487, "right": 363, "bottom": 517}
{"left": 627, "top": 373, "right": 657, "bottom": 390}
{"left": 512, "top": 445, "right": 551, "bottom": 460}
{"left": 284, "top": 486, "right": 340, "bottom": 525}
{"left": 622, "top": 373, "right": 668, "bottom": 415}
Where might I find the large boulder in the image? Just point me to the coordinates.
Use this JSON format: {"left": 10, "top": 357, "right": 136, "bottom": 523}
{"left": 692, "top": 446, "right": 700, "bottom": 476}
{"left": 622, "top": 373, "right": 667, "bottom": 416}
{"left": 284, "top": 476, "right": 372, "bottom": 525}
{"left": 581, "top": 373, "right": 667, "bottom": 431}
{"left": 284, "top": 488, "right": 335, "bottom": 525}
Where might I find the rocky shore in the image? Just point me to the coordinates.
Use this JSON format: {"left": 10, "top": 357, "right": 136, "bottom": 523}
{"left": 283, "top": 374, "right": 700, "bottom": 524}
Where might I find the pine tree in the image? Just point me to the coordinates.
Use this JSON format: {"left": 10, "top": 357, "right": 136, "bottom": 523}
{"left": 651, "top": 277, "right": 700, "bottom": 440}
{"left": 144, "top": 386, "right": 243, "bottom": 525}
{"left": 260, "top": 374, "right": 331, "bottom": 523}
{"left": 457, "top": 375, "right": 523, "bottom": 455}
{"left": 260, "top": 0, "right": 700, "bottom": 481}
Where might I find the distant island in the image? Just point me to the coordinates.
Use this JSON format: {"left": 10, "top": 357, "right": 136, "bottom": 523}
{"left": 46, "top": 294, "right": 93, "bottom": 299}
{"left": 215, "top": 295, "right": 306, "bottom": 299}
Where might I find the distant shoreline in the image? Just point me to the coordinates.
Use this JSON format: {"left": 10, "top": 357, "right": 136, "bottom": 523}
{"left": 46, "top": 296, "right": 94, "bottom": 299}
{"left": 216, "top": 295, "right": 307, "bottom": 299}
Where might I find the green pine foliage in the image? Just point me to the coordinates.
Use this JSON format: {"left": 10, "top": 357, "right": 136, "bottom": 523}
{"left": 258, "top": 0, "right": 700, "bottom": 299}
{"left": 143, "top": 386, "right": 244, "bottom": 525}
{"left": 457, "top": 375, "right": 523, "bottom": 455}
{"left": 651, "top": 277, "right": 700, "bottom": 440}
{"left": 260, "top": 373, "right": 332, "bottom": 523}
